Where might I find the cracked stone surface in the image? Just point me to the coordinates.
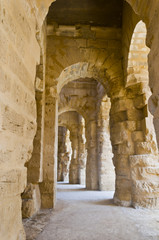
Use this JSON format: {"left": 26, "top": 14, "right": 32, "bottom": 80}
{"left": 30, "top": 183, "right": 159, "bottom": 240}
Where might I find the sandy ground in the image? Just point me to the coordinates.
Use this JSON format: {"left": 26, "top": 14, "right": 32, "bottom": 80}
{"left": 29, "top": 183, "right": 159, "bottom": 240}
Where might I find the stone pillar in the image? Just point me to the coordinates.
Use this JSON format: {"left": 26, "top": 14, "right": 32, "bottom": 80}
{"left": 110, "top": 93, "right": 136, "bottom": 207}
{"left": 40, "top": 87, "right": 58, "bottom": 208}
{"left": 110, "top": 82, "right": 159, "bottom": 208}
{"left": 22, "top": 90, "right": 44, "bottom": 217}
{"left": 62, "top": 129, "right": 72, "bottom": 182}
{"left": 129, "top": 85, "right": 159, "bottom": 208}
{"left": 27, "top": 90, "right": 45, "bottom": 184}
{"left": 57, "top": 127, "right": 66, "bottom": 182}
{"left": 69, "top": 131, "right": 80, "bottom": 184}
{"left": 78, "top": 117, "right": 87, "bottom": 185}
{"left": 22, "top": 60, "right": 46, "bottom": 217}
{"left": 57, "top": 127, "right": 71, "bottom": 182}
{"left": 97, "top": 97, "right": 115, "bottom": 191}
{"left": 85, "top": 119, "right": 98, "bottom": 190}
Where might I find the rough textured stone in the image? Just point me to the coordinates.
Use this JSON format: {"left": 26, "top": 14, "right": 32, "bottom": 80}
{"left": 1, "top": 1, "right": 159, "bottom": 239}
{"left": 22, "top": 184, "right": 41, "bottom": 218}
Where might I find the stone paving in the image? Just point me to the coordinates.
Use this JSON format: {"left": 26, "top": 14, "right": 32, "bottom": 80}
{"left": 24, "top": 183, "right": 159, "bottom": 240}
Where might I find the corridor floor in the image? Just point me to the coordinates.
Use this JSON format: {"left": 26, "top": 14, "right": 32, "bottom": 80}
{"left": 33, "top": 183, "right": 159, "bottom": 240}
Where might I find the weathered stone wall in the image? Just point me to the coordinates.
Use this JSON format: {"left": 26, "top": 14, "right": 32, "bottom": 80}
{"left": 27, "top": 21, "right": 47, "bottom": 184}
{"left": 121, "top": 1, "right": 159, "bottom": 208}
{"left": 2, "top": 2, "right": 159, "bottom": 239}
{"left": 0, "top": 0, "right": 45, "bottom": 238}
{"left": 22, "top": 21, "right": 47, "bottom": 219}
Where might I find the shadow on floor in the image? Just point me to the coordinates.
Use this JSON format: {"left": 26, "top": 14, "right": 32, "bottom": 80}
{"left": 91, "top": 199, "right": 114, "bottom": 206}
{"left": 57, "top": 187, "right": 86, "bottom": 192}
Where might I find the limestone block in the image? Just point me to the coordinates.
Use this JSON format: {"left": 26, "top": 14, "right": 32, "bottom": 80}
{"left": 111, "top": 126, "right": 130, "bottom": 145}
{"left": 132, "top": 131, "right": 144, "bottom": 142}
{"left": 2, "top": 106, "right": 25, "bottom": 136}
{"left": 79, "top": 167, "right": 86, "bottom": 185}
{"left": 0, "top": 168, "right": 27, "bottom": 196}
{"left": 126, "top": 82, "right": 148, "bottom": 98}
{"left": 135, "top": 141, "right": 158, "bottom": 155}
{"left": 114, "top": 154, "right": 129, "bottom": 169}
{"left": 129, "top": 154, "right": 159, "bottom": 168}
{"left": 69, "top": 164, "right": 80, "bottom": 184}
{"left": 114, "top": 177, "right": 132, "bottom": 206}
{"left": 125, "top": 121, "right": 137, "bottom": 131}
{"left": 111, "top": 99, "right": 134, "bottom": 114}
{"left": 22, "top": 199, "right": 35, "bottom": 219}
{"left": 132, "top": 195, "right": 159, "bottom": 209}
{"left": 110, "top": 111, "right": 127, "bottom": 124}
{"left": 22, "top": 184, "right": 41, "bottom": 219}
{"left": 127, "top": 109, "right": 144, "bottom": 121}
{"left": 0, "top": 195, "right": 26, "bottom": 240}
{"left": 134, "top": 94, "right": 147, "bottom": 109}
{"left": 130, "top": 154, "right": 159, "bottom": 208}
{"left": 117, "top": 142, "right": 134, "bottom": 155}
{"left": 131, "top": 167, "right": 159, "bottom": 181}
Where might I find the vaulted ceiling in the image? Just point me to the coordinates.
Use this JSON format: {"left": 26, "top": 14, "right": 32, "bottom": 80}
{"left": 47, "top": 0, "right": 123, "bottom": 28}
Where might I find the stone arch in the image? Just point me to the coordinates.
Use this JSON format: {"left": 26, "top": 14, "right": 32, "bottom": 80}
{"left": 58, "top": 77, "right": 117, "bottom": 191}
{"left": 59, "top": 107, "right": 88, "bottom": 124}
{"left": 57, "top": 62, "right": 109, "bottom": 94}
{"left": 46, "top": 29, "right": 123, "bottom": 97}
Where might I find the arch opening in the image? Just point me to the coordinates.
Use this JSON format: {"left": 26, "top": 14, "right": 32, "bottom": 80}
{"left": 58, "top": 76, "right": 115, "bottom": 192}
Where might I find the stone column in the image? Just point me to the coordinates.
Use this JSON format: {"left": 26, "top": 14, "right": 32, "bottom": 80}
{"left": 22, "top": 59, "right": 46, "bottom": 218}
{"left": 85, "top": 119, "right": 98, "bottom": 190}
{"left": 40, "top": 87, "right": 58, "bottom": 208}
{"left": 69, "top": 131, "right": 80, "bottom": 184}
{"left": 57, "top": 126, "right": 66, "bottom": 182}
{"left": 57, "top": 127, "right": 71, "bottom": 182}
{"left": 110, "top": 82, "right": 159, "bottom": 208}
{"left": 27, "top": 90, "right": 44, "bottom": 183}
{"left": 78, "top": 117, "right": 87, "bottom": 185}
{"left": 129, "top": 84, "right": 159, "bottom": 209}
{"left": 22, "top": 88, "right": 44, "bottom": 217}
{"left": 63, "top": 129, "right": 72, "bottom": 182}
{"left": 110, "top": 92, "right": 136, "bottom": 207}
{"left": 97, "top": 97, "right": 115, "bottom": 191}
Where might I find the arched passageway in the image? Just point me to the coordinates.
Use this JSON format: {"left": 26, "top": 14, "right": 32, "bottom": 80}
{"left": 1, "top": 0, "right": 159, "bottom": 239}
{"left": 58, "top": 78, "right": 115, "bottom": 191}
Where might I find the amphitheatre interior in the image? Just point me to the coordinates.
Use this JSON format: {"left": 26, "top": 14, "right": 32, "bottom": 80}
{"left": 1, "top": 0, "right": 159, "bottom": 239}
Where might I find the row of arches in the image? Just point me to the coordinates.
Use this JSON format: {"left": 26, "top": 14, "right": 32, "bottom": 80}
{"left": 1, "top": 0, "right": 159, "bottom": 239}
{"left": 22, "top": 17, "right": 159, "bottom": 221}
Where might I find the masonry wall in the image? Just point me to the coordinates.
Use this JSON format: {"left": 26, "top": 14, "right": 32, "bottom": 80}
{"left": 0, "top": 0, "right": 42, "bottom": 239}
{"left": 119, "top": 1, "right": 159, "bottom": 208}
